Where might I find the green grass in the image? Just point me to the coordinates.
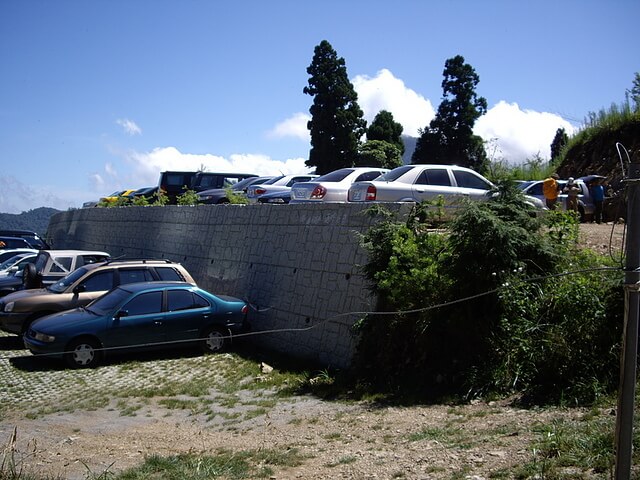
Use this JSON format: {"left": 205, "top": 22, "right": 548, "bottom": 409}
{"left": 114, "top": 447, "right": 306, "bottom": 479}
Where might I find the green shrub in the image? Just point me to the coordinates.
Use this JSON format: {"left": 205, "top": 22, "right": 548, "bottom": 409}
{"left": 354, "top": 181, "right": 623, "bottom": 404}
{"left": 176, "top": 189, "right": 199, "bottom": 206}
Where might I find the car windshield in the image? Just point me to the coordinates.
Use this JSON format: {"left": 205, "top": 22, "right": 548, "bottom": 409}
{"left": 48, "top": 267, "right": 91, "bottom": 293}
{"left": 374, "top": 166, "right": 415, "bottom": 182}
{"left": 0, "top": 254, "right": 28, "bottom": 270}
{"left": 314, "top": 168, "right": 353, "bottom": 183}
{"left": 85, "top": 286, "right": 131, "bottom": 315}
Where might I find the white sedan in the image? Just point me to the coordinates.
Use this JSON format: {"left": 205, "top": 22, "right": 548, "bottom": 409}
{"left": 348, "top": 164, "right": 544, "bottom": 212}
{"left": 246, "top": 174, "right": 318, "bottom": 204}
{"left": 290, "top": 167, "right": 389, "bottom": 203}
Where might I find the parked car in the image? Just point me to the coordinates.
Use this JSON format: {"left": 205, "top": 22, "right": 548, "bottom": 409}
{"left": 100, "top": 189, "right": 137, "bottom": 204}
{"left": 0, "top": 230, "right": 49, "bottom": 249}
{"left": 24, "top": 281, "right": 249, "bottom": 368}
{"left": 517, "top": 177, "right": 595, "bottom": 221}
{"left": 0, "top": 252, "right": 38, "bottom": 278}
{"left": 0, "top": 258, "right": 195, "bottom": 335}
{"left": 246, "top": 174, "right": 319, "bottom": 203}
{"left": 0, "top": 236, "right": 34, "bottom": 250}
{"left": 256, "top": 190, "right": 292, "bottom": 204}
{"left": 158, "top": 171, "right": 258, "bottom": 204}
{"left": 126, "top": 186, "right": 159, "bottom": 201}
{"left": 347, "top": 164, "right": 544, "bottom": 214}
{"left": 197, "top": 176, "right": 274, "bottom": 204}
{"left": 0, "top": 249, "right": 111, "bottom": 297}
{"left": 290, "top": 167, "right": 389, "bottom": 203}
{"left": 0, "top": 248, "right": 38, "bottom": 264}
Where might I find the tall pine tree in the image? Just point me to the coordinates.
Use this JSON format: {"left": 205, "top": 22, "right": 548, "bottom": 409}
{"left": 550, "top": 127, "right": 568, "bottom": 162}
{"left": 304, "top": 40, "right": 367, "bottom": 174}
{"left": 367, "top": 110, "right": 405, "bottom": 156}
{"left": 412, "top": 55, "right": 488, "bottom": 172}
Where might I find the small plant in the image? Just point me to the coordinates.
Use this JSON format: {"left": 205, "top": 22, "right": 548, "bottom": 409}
{"left": 176, "top": 189, "right": 199, "bottom": 206}
{"left": 225, "top": 187, "right": 249, "bottom": 204}
{"left": 151, "top": 189, "right": 169, "bottom": 206}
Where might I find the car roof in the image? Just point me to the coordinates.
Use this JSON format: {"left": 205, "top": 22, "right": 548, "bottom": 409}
{"left": 119, "top": 281, "right": 196, "bottom": 293}
{"left": 38, "top": 250, "right": 110, "bottom": 257}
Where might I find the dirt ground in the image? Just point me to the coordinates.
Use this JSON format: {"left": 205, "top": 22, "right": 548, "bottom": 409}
{"left": 0, "top": 222, "right": 628, "bottom": 479}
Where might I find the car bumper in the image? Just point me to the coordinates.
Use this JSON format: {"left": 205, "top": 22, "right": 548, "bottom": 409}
{"left": 0, "top": 312, "right": 30, "bottom": 335}
{"left": 23, "top": 335, "right": 64, "bottom": 359}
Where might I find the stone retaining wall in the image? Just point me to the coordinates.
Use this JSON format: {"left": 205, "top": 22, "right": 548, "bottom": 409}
{"left": 47, "top": 203, "right": 411, "bottom": 368}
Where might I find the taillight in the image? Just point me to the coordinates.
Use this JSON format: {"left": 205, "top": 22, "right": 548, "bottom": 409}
{"left": 255, "top": 188, "right": 267, "bottom": 195}
{"left": 310, "top": 186, "right": 326, "bottom": 199}
{"left": 241, "top": 305, "right": 248, "bottom": 315}
{"left": 365, "top": 185, "right": 377, "bottom": 201}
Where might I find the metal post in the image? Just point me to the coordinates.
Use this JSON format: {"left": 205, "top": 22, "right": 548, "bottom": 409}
{"left": 615, "top": 161, "right": 640, "bottom": 479}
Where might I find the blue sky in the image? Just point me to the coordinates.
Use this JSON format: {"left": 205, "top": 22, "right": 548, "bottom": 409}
{"left": 0, "top": 0, "right": 637, "bottom": 214}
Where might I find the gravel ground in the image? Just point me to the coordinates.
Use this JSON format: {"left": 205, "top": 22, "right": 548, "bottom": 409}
{"left": 0, "top": 222, "right": 629, "bottom": 479}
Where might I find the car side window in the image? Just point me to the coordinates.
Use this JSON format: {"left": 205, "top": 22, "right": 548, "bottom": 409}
{"left": 453, "top": 171, "right": 491, "bottom": 190}
{"left": 119, "top": 268, "right": 154, "bottom": 285}
{"left": 156, "top": 267, "right": 184, "bottom": 282}
{"left": 122, "top": 291, "right": 163, "bottom": 316}
{"left": 355, "top": 171, "right": 384, "bottom": 182}
{"left": 529, "top": 183, "right": 544, "bottom": 196}
{"left": 415, "top": 169, "right": 451, "bottom": 186}
{"left": 50, "top": 257, "right": 73, "bottom": 273}
{"left": 81, "top": 271, "right": 114, "bottom": 292}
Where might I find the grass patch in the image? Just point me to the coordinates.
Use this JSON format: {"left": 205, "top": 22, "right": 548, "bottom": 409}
{"left": 115, "top": 447, "right": 306, "bottom": 479}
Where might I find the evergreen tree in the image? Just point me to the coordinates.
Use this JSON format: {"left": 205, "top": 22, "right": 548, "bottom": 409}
{"left": 356, "top": 140, "right": 403, "bottom": 169}
{"left": 411, "top": 55, "right": 488, "bottom": 172}
{"left": 367, "top": 110, "right": 405, "bottom": 155}
{"left": 550, "top": 127, "right": 568, "bottom": 161}
{"left": 628, "top": 72, "right": 640, "bottom": 112}
{"left": 304, "top": 40, "right": 367, "bottom": 175}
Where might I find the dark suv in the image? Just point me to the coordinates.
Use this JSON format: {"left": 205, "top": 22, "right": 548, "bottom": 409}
{"left": 0, "top": 230, "right": 49, "bottom": 249}
{"left": 0, "top": 259, "right": 196, "bottom": 335}
{"left": 158, "top": 171, "right": 258, "bottom": 204}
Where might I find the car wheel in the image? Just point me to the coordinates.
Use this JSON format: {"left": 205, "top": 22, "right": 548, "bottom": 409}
{"left": 578, "top": 205, "right": 586, "bottom": 223}
{"left": 202, "top": 327, "right": 227, "bottom": 353}
{"left": 22, "top": 263, "right": 40, "bottom": 289}
{"left": 65, "top": 337, "right": 102, "bottom": 368}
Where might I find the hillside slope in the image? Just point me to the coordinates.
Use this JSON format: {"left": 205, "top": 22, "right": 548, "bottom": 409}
{"left": 0, "top": 207, "right": 60, "bottom": 236}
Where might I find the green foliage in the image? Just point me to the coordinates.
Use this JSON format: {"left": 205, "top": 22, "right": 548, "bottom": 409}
{"left": 176, "top": 189, "right": 199, "bottom": 206}
{"left": 628, "top": 71, "right": 640, "bottom": 111}
{"left": 131, "top": 195, "right": 150, "bottom": 206}
{"left": 355, "top": 181, "right": 623, "bottom": 404}
{"left": 367, "top": 110, "right": 404, "bottom": 155}
{"left": 304, "top": 40, "right": 367, "bottom": 175}
{"left": 485, "top": 153, "right": 555, "bottom": 182}
{"left": 225, "top": 187, "right": 249, "bottom": 204}
{"left": 412, "top": 55, "right": 488, "bottom": 172}
{"left": 550, "top": 127, "right": 568, "bottom": 161}
{"left": 356, "top": 140, "right": 403, "bottom": 169}
{"left": 151, "top": 189, "right": 169, "bottom": 206}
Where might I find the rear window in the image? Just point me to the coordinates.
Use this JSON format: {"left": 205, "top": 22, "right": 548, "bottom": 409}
{"left": 376, "top": 166, "right": 414, "bottom": 182}
{"left": 315, "top": 169, "right": 353, "bottom": 182}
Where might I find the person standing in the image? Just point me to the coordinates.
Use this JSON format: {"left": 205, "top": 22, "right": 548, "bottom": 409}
{"left": 543, "top": 173, "right": 561, "bottom": 209}
{"left": 563, "top": 177, "right": 581, "bottom": 213}
{"left": 590, "top": 178, "right": 605, "bottom": 224}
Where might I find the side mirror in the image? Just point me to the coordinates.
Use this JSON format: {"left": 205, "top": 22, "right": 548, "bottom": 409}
{"left": 73, "top": 285, "right": 87, "bottom": 294}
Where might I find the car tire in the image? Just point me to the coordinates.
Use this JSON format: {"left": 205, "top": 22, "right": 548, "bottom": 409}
{"left": 65, "top": 337, "right": 102, "bottom": 368}
{"left": 201, "top": 326, "right": 228, "bottom": 353}
{"left": 22, "top": 263, "right": 40, "bottom": 289}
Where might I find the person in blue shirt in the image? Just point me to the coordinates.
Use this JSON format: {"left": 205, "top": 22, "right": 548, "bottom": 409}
{"left": 590, "top": 178, "right": 606, "bottom": 224}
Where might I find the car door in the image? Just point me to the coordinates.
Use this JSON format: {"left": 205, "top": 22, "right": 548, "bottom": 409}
{"left": 105, "top": 290, "right": 166, "bottom": 348}
{"left": 451, "top": 169, "right": 492, "bottom": 203}
{"left": 162, "top": 289, "right": 213, "bottom": 342}
{"left": 411, "top": 167, "right": 454, "bottom": 203}
{"left": 70, "top": 269, "right": 116, "bottom": 308}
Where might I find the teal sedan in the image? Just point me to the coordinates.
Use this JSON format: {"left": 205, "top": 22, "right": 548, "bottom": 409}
{"left": 24, "top": 282, "right": 248, "bottom": 368}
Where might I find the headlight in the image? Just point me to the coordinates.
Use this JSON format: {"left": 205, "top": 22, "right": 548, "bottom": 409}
{"left": 4, "top": 302, "right": 14, "bottom": 313}
{"left": 34, "top": 332, "right": 56, "bottom": 342}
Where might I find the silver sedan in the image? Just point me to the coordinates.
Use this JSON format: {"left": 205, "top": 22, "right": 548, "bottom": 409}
{"left": 290, "top": 167, "right": 389, "bottom": 203}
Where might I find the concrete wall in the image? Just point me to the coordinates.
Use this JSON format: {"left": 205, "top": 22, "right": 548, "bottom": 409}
{"left": 47, "top": 203, "right": 411, "bottom": 368}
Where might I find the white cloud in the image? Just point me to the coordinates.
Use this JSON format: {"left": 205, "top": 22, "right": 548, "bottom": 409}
{"left": 475, "top": 101, "right": 576, "bottom": 164}
{"left": 352, "top": 69, "right": 435, "bottom": 137}
{"left": 0, "top": 175, "right": 83, "bottom": 214}
{"left": 116, "top": 118, "right": 142, "bottom": 136}
{"left": 267, "top": 112, "right": 311, "bottom": 141}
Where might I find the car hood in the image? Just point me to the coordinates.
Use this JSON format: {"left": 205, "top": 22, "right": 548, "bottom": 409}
{"left": 2, "top": 288, "right": 50, "bottom": 303}
{"left": 30, "top": 308, "right": 97, "bottom": 333}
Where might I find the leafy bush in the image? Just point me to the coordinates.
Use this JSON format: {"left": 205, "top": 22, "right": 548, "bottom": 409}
{"left": 354, "top": 181, "right": 623, "bottom": 404}
{"left": 176, "top": 189, "right": 199, "bottom": 206}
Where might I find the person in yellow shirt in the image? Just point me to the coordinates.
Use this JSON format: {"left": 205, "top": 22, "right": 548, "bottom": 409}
{"left": 542, "top": 173, "right": 561, "bottom": 209}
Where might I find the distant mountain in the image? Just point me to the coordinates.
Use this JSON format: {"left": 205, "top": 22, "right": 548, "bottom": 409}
{"left": 0, "top": 207, "right": 61, "bottom": 236}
